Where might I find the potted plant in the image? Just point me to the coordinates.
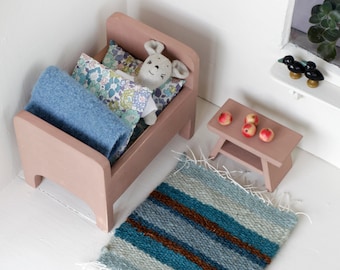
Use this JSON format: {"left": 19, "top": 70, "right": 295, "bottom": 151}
{"left": 308, "top": 0, "right": 340, "bottom": 62}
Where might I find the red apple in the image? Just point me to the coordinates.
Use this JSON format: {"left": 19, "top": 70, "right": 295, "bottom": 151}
{"left": 259, "top": 128, "right": 275, "bottom": 142}
{"left": 241, "top": 123, "right": 257, "bottom": 137}
{"left": 244, "top": 113, "right": 259, "bottom": 126}
{"left": 218, "top": 111, "right": 232, "bottom": 126}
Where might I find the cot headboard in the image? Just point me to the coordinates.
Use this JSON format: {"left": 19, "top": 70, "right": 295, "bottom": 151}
{"left": 103, "top": 12, "right": 198, "bottom": 93}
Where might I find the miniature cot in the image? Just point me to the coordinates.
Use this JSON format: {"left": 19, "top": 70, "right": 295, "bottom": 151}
{"left": 13, "top": 12, "right": 199, "bottom": 232}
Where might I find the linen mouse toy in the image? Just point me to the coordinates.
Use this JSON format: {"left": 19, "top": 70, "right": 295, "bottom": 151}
{"left": 131, "top": 40, "right": 189, "bottom": 125}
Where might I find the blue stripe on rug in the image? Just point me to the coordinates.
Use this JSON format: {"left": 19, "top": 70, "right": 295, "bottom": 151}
{"left": 156, "top": 182, "right": 279, "bottom": 258}
{"left": 115, "top": 220, "right": 202, "bottom": 270}
{"left": 131, "top": 199, "right": 266, "bottom": 269}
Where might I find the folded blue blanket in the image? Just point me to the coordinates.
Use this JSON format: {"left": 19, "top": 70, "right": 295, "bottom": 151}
{"left": 25, "top": 66, "right": 131, "bottom": 164}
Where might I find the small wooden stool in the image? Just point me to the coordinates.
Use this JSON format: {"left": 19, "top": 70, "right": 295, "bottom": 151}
{"left": 207, "top": 99, "right": 302, "bottom": 191}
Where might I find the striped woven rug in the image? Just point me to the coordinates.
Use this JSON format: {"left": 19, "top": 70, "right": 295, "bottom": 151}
{"left": 96, "top": 155, "right": 298, "bottom": 270}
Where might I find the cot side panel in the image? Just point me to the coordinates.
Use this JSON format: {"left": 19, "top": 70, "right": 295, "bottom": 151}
{"left": 14, "top": 110, "right": 113, "bottom": 231}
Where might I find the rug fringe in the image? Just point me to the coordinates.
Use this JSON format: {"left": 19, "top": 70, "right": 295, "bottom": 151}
{"left": 172, "top": 148, "right": 310, "bottom": 221}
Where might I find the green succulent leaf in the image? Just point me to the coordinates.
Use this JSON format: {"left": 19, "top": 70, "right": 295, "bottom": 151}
{"left": 311, "top": 4, "right": 322, "bottom": 15}
{"left": 329, "top": 9, "right": 340, "bottom": 22}
{"left": 321, "top": 1, "right": 333, "bottom": 13}
{"left": 320, "top": 18, "right": 330, "bottom": 27}
{"left": 328, "top": 18, "right": 337, "bottom": 28}
{"left": 308, "top": 25, "right": 325, "bottom": 43}
{"left": 309, "top": 14, "right": 321, "bottom": 24}
{"left": 326, "top": 0, "right": 336, "bottom": 7}
{"left": 331, "top": 0, "right": 340, "bottom": 6}
{"left": 317, "top": 42, "right": 337, "bottom": 61}
{"left": 323, "top": 28, "right": 340, "bottom": 41}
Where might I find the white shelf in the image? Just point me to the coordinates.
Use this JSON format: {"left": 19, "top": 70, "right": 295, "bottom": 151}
{"left": 270, "top": 61, "right": 340, "bottom": 110}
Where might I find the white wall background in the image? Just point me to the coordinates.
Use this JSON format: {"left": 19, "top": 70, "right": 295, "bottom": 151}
{"left": 1, "top": 0, "right": 339, "bottom": 189}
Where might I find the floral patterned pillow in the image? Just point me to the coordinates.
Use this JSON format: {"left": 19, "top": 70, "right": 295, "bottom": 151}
{"left": 102, "top": 40, "right": 186, "bottom": 115}
{"left": 71, "top": 53, "right": 152, "bottom": 130}
{"left": 102, "top": 40, "right": 142, "bottom": 77}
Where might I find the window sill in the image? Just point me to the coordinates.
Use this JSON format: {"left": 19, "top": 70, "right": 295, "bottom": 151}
{"left": 270, "top": 61, "right": 340, "bottom": 110}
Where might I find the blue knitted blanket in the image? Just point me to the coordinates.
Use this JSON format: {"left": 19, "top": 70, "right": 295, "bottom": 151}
{"left": 96, "top": 155, "right": 298, "bottom": 269}
{"left": 25, "top": 66, "right": 131, "bottom": 163}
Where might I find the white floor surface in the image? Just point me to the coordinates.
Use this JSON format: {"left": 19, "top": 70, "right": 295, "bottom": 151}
{"left": 1, "top": 97, "right": 340, "bottom": 270}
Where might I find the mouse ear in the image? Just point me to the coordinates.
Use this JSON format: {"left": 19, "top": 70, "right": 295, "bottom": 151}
{"left": 144, "top": 40, "right": 165, "bottom": 55}
{"left": 171, "top": 60, "right": 189, "bottom": 79}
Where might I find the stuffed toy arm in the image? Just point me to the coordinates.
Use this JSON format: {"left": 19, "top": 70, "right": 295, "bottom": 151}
{"left": 141, "top": 98, "right": 157, "bottom": 125}
{"left": 142, "top": 110, "right": 157, "bottom": 125}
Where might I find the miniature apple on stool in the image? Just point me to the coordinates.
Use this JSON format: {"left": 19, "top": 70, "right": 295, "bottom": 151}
{"left": 259, "top": 128, "right": 275, "bottom": 142}
{"left": 242, "top": 123, "right": 257, "bottom": 137}
{"left": 244, "top": 113, "right": 259, "bottom": 126}
{"left": 218, "top": 111, "right": 232, "bottom": 126}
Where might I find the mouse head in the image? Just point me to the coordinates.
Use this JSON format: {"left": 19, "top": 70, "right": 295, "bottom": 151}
{"left": 135, "top": 40, "right": 189, "bottom": 90}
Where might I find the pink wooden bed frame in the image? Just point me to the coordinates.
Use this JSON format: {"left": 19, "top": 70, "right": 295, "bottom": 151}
{"left": 13, "top": 12, "right": 199, "bottom": 232}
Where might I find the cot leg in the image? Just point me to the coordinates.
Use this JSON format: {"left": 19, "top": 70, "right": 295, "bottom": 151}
{"left": 24, "top": 173, "right": 43, "bottom": 188}
{"left": 92, "top": 201, "right": 114, "bottom": 232}
{"left": 179, "top": 109, "right": 196, "bottom": 139}
{"left": 179, "top": 119, "right": 194, "bottom": 139}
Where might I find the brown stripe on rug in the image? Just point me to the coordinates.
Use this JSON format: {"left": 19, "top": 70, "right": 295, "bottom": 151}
{"left": 126, "top": 217, "right": 214, "bottom": 269}
{"left": 150, "top": 189, "right": 272, "bottom": 264}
